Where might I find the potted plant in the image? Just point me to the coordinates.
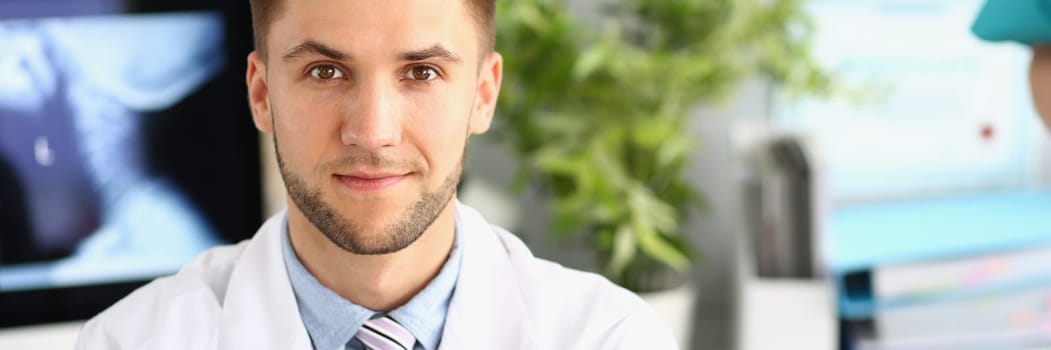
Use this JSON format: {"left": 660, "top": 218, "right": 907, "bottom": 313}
{"left": 492, "top": 0, "right": 832, "bottom": 344}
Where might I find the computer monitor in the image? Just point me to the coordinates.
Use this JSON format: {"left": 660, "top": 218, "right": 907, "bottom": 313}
{"left": 0, "top": 0, "right": 261, "bottom": 327}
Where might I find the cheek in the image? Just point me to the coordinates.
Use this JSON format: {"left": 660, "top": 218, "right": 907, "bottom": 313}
{"left": 271, "top": 84, "right": 343, "bottom": 173}
{"left": 403, "top": 87, "right": 471, "bottom": 173}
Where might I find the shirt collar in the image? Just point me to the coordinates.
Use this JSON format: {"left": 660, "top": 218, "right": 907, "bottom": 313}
{"left": 281, "top": 210, "right": 464, "bottom": 350}
{"left": 388, "top": 211, "right": 464, "bottom": 350}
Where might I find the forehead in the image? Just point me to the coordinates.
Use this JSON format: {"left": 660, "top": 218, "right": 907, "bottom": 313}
{"left": 267, "top": 0, "right": 478, "bottom": 62}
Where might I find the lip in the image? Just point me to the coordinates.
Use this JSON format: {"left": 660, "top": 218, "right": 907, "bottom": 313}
{"left": 334, "top": 172, "right": 410, "bottom": 192}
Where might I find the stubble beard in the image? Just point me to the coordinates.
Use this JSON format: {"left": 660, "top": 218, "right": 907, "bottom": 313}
{"left": 275, "top": 137, "right": 463, "bottom": 255}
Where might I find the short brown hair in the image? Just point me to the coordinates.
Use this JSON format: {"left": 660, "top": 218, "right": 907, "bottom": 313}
{"left": 248, "top": 0, "right": 495, "bottom": 59}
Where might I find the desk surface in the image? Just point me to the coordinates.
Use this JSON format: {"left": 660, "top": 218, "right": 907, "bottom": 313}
{"left": 737, "top": 278, "right": 837, "bottom": 350}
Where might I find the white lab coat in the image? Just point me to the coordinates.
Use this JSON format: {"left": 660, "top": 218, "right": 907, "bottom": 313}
{"left": 76, "top": 202, "right": 678, "bottom": 349}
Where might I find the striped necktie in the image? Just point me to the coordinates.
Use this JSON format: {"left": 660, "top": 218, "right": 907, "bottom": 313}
{"left": 354, "top": 316, "right": 416, "bottom": 350}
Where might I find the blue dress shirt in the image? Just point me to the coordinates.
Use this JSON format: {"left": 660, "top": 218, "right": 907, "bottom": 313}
{"left": 280, "top": 213, "right": 463, "bottom": 350}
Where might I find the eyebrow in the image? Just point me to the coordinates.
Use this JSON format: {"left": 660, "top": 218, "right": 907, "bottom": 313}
{"left": 282, "top": 40, "right": 349, "bottom": 62}
{"left": 400, "top": 44, "right": 463, "bottom": 63}
{"left": 280, "top": 41, "right": 463, "bottom": 64}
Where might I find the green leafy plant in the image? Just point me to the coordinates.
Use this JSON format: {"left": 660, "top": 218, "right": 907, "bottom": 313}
{"left": 493, "top": 0, "right": 832, "bottom": 291}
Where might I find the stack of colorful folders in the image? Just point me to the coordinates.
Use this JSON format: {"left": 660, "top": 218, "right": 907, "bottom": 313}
{"left": 826, "top": 190, "right": 1051, "bottom": 348}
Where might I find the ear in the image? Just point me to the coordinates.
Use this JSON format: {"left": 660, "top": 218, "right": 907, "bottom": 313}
{"left": 469, "top": 52, "right": 503, "bottom": 135}
{"left": 1031, "top": 45, "right": 1051, "bottom": 131}
{"left": 247, "top": 51, "right": 274, "bottom": 133}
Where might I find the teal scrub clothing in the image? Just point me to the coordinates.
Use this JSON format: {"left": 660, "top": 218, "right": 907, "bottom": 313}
{"left": 973, "top": 0, "right": 1051, "bottom": 44}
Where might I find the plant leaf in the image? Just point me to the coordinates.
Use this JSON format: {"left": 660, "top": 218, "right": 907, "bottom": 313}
{"left": 633, "top": 221, "right": 690, "bottom": 272}
{"left": 608, "top": 224, "right": 637, "bottom": 277}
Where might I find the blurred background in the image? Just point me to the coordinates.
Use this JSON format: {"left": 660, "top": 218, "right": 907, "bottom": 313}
{"left": 2, "top": 0, "right": 1050, "bottom": 349}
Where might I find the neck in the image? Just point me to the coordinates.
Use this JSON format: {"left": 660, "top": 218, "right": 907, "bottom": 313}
{"left": 286, "top": 200, "right": 457, "bottom": 312}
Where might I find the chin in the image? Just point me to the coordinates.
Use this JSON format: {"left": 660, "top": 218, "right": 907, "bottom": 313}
{"left": 336, "top": 198, "right": 411, "bottom": 223}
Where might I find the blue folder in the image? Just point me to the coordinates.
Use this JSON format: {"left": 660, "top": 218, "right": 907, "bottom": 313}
{"left": 826, "top": 190, "right": 1051, "bottom": 319}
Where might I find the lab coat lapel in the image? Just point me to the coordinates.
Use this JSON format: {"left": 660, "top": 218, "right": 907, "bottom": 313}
{"left": 438, "top": 203, "right": 535, "bottom": 349}
{"left": 217, "top": 212, "right": 312, "bottom": 350}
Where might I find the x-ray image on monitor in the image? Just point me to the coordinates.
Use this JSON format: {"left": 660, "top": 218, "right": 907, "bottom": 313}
{"left": 0, "top": 11, "right": 228, "bottom": 292}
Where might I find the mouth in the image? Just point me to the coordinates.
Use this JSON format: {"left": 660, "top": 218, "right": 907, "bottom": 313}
{"left": 333, "top": 172, "right": 411, "bottom": 192}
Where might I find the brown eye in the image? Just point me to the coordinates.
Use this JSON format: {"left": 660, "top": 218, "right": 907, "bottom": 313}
{"left": 310, "top": 65, "right": 344, "bottom": 80}
{"left": 405, "top": 66, "right": 438, "bottom": 81}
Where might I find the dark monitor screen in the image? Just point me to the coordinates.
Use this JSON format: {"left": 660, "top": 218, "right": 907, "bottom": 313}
{"left": 0, "top": 0, "right": 261, "bottom": 327}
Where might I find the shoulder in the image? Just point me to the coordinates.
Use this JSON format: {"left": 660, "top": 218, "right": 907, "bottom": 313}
{"left": 76, "top": 240, "right": 250, "bottom": 349}
{"left": 488, "top": 226, "right": 677, "bottom": 349}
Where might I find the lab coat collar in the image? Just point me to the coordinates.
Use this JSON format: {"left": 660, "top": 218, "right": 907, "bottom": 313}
{"left": 215, "top": 201, "right": 535, "bottom": 349}
{"left": 217, "top": 210, "right": 312, "bottom": 349}
{"left": 438, "top": 201, "right": 536, "bottom": 350}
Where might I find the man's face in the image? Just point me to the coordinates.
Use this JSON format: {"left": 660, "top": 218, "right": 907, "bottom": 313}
{"left": 246, "top": 0, "right": 501, "bottom": 254}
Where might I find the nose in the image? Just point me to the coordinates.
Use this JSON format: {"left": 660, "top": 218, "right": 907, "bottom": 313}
{"left": 340, "top": 78, "right": 402, "bottom": 150}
